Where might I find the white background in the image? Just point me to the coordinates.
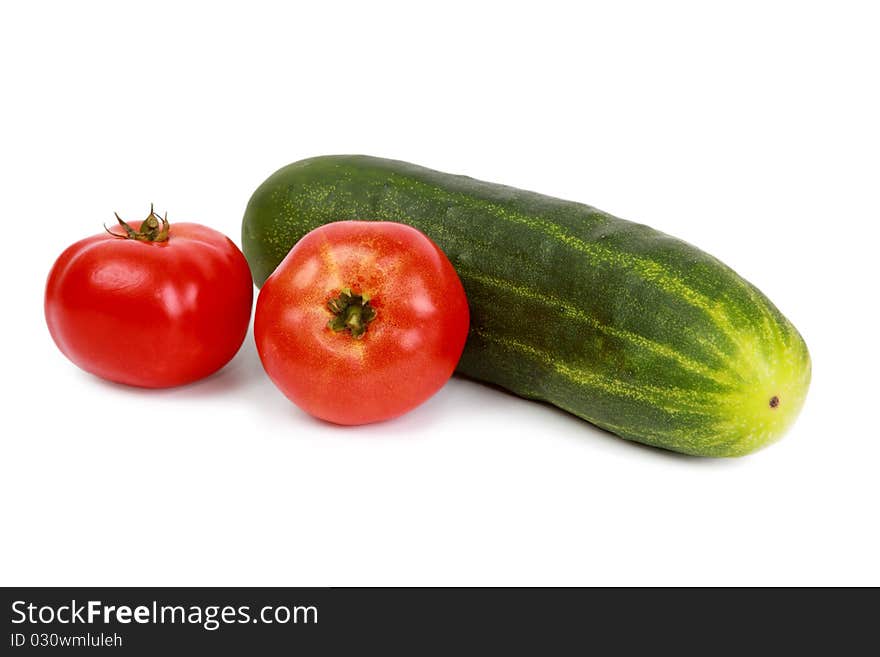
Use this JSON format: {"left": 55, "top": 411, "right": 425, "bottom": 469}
{"left": 1, "top": 1, "right": 877, "bottom": 586}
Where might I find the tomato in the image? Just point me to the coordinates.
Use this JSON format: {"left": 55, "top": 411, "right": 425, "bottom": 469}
{"left": 254, "top": 221, "right": 469, "bottom": 425}
{"left": 45, "top": 208, "right": 253, "bottom": 388}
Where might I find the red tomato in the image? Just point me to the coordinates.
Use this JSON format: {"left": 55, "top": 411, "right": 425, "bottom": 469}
{"left": 45, "top": 208, "right": 253, "bottom": 388}
{"left": 255, "top": 221, "right": 469, "bottom": 425}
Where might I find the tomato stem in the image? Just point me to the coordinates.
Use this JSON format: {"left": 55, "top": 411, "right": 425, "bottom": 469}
{"left": 104, "top": 204, "right": 170, "bottom": 242}
{"left": 327, "top": 288, "right": 376, "bottom": 339}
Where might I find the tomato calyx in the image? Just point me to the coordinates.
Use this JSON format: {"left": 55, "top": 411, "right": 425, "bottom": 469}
{"left": 104, "top": 204, "right": 170, "bottom": 242}
{"left": 327, "top": 288, "right": 376, "bottom": 339}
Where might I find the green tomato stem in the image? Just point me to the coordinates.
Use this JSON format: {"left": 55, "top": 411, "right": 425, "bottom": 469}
{"left": 327, "top": 288, "right": 377, "bottom": 339}
{"left": 104, "top": 204, "right": 170, "bottom": 242}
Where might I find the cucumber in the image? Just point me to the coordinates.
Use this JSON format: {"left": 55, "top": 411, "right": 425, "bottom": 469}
{"left": 242, "top": 155, "right": 810, "bottom": 457}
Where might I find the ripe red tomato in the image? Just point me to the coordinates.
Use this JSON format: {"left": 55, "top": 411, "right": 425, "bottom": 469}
{"left": 255, "top": 221, "right": 469, "bottom": 425}
{"left": 45, "top": 208, "right": 253, "bottom": 388}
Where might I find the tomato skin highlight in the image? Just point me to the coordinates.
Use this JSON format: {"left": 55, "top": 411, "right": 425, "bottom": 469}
{"left": 254, "top": 221, "right": 470, "bottom": 425}
{"left": 45, "top": 220, "right": 254, "bottom": 388}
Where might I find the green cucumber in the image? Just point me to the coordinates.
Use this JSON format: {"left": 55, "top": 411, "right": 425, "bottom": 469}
{"left": 242, "top": 155, "right": 810, "bottom": 457}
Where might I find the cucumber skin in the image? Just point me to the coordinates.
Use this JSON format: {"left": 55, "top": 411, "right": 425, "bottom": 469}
{"left": 242, "top": 155, "right": 811, "bottom": 457}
